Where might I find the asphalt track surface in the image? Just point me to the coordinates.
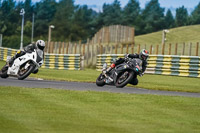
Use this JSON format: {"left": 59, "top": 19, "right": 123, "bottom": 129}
{"left": 0, "top": 77, "right": 199, "bottom": 98}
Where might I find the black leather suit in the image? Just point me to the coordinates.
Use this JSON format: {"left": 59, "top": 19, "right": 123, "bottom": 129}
{"left": 114, "top": 54, "right": 148, "bottom": 73}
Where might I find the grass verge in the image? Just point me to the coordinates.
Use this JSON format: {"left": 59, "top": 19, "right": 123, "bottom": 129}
{"left": 0, "top": 86, "right": 200, "bottom": 133}
{"left": 1, "top": 61, "right": 200, "bottom": 93}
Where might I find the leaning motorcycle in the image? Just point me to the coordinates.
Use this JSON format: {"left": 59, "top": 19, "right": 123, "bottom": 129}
{"left": 96, "top": 57, "right": 143, "bottom": 88}
{"left": 0, "top": 49, "right": 43, "bottom": 80}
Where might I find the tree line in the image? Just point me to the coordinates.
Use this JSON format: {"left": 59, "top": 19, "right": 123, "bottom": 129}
{"left": 0, "top": 0, "right": 200, "bottom": 48}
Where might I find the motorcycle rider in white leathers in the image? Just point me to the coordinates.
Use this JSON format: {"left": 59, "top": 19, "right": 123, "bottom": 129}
{"left": 9, "top": 40, "right": 45, "bottom": 74}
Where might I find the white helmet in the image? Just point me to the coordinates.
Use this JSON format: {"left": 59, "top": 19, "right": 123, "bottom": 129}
{"left": 36, "top": 40, "right": 45, "bottom": 50}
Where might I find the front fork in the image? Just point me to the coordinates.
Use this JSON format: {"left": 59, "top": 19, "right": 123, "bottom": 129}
{"left": 102, "top": 69, "right": 114, "bottom": 83}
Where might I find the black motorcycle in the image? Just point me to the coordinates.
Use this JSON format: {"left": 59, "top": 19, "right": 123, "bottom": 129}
{"left": 96, "top": 57, "right": 143, "bottom": 88}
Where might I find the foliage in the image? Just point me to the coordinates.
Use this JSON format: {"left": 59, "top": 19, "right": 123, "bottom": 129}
{"left": 34, "top": 0, "right": 57, "bottom": 38}
{"left": 140, "top": 0, "right": 165, "bottom": 34}
{"left": 24, "top": 0, "right": 34, "bottom": 22}
{"left": 123, "top": 0, "right": 140, "bottom": 34}
{"left": 175, "top": 6, "right": 188, "bottom": 26}
{"left": 190, "top": 2, "right": 200, "bottom": 24}
{"left": 52, "top": 0, "right": 75, "bottom": 41}
{"left": 101, "top": 0, "right": 123, "bottom": 26}
{"left": 165, "top": 9, "right": 175, "bottom": 28}
{"left": 0, "top": 0, "right": 200, "bottom": 48}
{"left": 2, "top": 35, "right": 30, "bottom": 48}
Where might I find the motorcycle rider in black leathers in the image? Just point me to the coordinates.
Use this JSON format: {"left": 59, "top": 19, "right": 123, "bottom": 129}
{"left": 105, "top": 49, "right": 149, "bottom": 85}
{"left": 9, "top": 40, "right": 45, "bottom": 74}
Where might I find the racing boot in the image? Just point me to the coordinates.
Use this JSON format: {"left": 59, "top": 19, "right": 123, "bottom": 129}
{"left": 104, "top": 63, "right": 115, "bottom": 84}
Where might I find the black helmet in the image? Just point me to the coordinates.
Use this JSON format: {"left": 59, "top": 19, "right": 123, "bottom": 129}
{"left": 36, "top": 40, "right": 45, "bottom": 50}
{"left": 139, "top": 49, "right": 149, "bottom": 60}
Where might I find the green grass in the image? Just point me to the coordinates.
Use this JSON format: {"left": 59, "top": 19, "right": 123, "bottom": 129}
{"left": 0, "top": 86, "right": 199, "bottom": 133}
{"left": 135, "top": 24, "right": 200, "bottom": 55}
{"left": 32, "top": 68, "right": 98, "bottom": 82}
{"left": 1, "top": 61, "right": 200, "bottom": 93}
{"left": 135, "top": 24, "right": 200, "bottom": 45}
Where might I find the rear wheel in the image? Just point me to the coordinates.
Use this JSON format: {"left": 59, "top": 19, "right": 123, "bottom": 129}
{"left": 96, "top": 73, "right": 106, "bottom": 87}
{"left": 17, "top": 62, "right": 35, "bottom": 80}
{"left": 115, "top": 71, "right": 134, "bottom": 88}
{"left": 0, "top": 64, "right": 9, "bottom": 78}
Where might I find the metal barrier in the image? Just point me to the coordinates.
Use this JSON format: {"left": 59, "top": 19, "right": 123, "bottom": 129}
{"left": 146, "top": 55, "right": 200, "bottom": 78}
{"left": 0, "top": 47, "right": 82, "bottom": 70}
{"left": 96, "top": 54, "right": 125, "bottom": 71}
{"left": 0, "top": 47, "right": 17, "bottom": 61}
{"left": 42, "top": 54, "right": 82, "bottom": 70}
{"left": 96, "top": 54, "right": 200, "bottom": 78}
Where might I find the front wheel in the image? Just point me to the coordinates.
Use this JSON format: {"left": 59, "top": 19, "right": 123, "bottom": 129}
{"left": 115, "top": 71, "right": 134, "bottom": 88}
{"left": 96, "top": 73, "right": 106, "bottom": 87}
{"left": 0, "top": 64, "right": 9, "bottom": 78}
{"left": 17, "top": 62, "right": 35, "bottom": 80}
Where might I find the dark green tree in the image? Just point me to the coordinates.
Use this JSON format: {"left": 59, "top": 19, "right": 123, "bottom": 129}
{"left": 0, "top": 0, "right": 6, "bottom": 34}
{"left": 165, "top": 9, "right": 175, "bottom": 28}
{"left": 52, "top": 0, "right": 75, "bottom": 41}
{"left": 24, "top": 0, "right": 34, "bottom": 22}
{"left": 34, "top": 0, "right": 57, "bottom": 38}
{"left": 101, "top": 0, "right": 123, "bottom": 26}
{"left": 175, "top": 6, "right": 188, "bottom": 26}
{"left": 0, "top": 0, "right": 32, "bottom": 48}
{"left": 71, "top": 5, "right": 98, "bottom": 40}
{"left": 190, "top": 2, "right": 200, "bottom": 24}
{"left": 140, "top": 0, "right": 165, "bottom": 34}
{"left": 123, "top": 0, "right": 140, "bottom": 26}
{"left": 0, "top": 0, "right": 19, "bottom": 36}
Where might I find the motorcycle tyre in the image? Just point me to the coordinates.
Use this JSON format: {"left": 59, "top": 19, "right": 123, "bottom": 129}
{"left": 0, "top": 64, "right": 9, "bottom": 78}
{"left": 115, "top": 71, "right": 134, "bottom": 88}
{"left": 18, "top": 63, "right": 35, "bottom": 80}
{"left": 96, "top": 73, "right": 106, "bottom": 87}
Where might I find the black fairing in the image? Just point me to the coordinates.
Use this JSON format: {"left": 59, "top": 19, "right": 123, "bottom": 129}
{"left": 110, "top": 63, "right": 133, "bottom": 84}
{"left": 107, "top": 58, "right": 143, "bottom": 84}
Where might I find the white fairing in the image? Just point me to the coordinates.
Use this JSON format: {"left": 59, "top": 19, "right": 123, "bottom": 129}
{"left": 7, "top": 50, "right": 43, "bottom": 75}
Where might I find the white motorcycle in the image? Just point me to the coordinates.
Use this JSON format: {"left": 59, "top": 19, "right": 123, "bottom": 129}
{"left": 0, "top": 49, "right": 43, "bottom": 80}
